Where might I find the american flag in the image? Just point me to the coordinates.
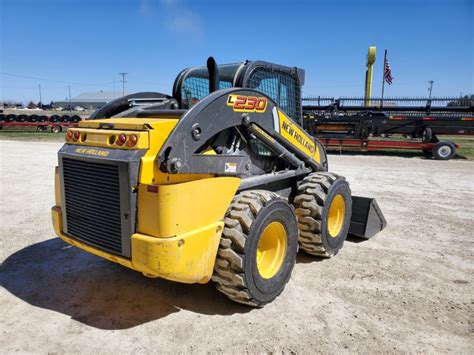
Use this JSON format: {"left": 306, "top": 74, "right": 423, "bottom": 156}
{"left": 384, "top": 60, "right": 393, "bottom": 85}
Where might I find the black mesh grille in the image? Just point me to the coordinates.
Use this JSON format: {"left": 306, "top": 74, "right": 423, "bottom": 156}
{"left": 62, "top": 158, "right": 123, "bottom": 255}
{"left": 181, "top": 78, "right": 232, "bottom": 108}
{"left": 246, "top": 68, "right": 300, "bottom": 122}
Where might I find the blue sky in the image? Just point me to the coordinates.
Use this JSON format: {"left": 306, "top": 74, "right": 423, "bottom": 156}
{"left": 1, "top": 0, "right": 472, "bottom": 103}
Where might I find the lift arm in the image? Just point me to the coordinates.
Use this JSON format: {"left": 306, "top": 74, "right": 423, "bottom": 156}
{"left": 157, "top": 88, "right": 327, "bottom": 176}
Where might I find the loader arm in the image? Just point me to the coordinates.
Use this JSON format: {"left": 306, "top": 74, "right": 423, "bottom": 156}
{"left": 157, "top": 88, "right": 328, "bottom": 176}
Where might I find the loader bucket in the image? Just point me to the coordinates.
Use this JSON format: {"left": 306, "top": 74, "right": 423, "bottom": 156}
{"left": 349, "top": 196, "right": 387, "bottom": 239}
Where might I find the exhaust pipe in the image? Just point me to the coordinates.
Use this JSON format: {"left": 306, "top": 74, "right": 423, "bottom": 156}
{"left": 207, "top": 57, "right": 219, "bottom": 93}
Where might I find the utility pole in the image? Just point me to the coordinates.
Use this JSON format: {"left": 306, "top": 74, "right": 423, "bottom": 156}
{"left": 428, "top": 80, "right": 434, "bottom": 100}
{"left": 38, "top": 84, "right": 42, "bottom": 109}
{"left": 118, "top": 72, "right": 128, "bottom": 97}
{"left": 68, "top": 85, "right": 72, "bottom": 111}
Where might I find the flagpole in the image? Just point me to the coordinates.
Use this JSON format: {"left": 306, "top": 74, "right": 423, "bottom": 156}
{"left": 380, "top": 49, "right": 387, "bottom": 109}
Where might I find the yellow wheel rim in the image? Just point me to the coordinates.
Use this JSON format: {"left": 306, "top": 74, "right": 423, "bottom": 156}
{"left": 328, "top": 194, "right": 345, "bottom": 237}
{"left": 256, "top": 221, "right": 287, "bottom": 279}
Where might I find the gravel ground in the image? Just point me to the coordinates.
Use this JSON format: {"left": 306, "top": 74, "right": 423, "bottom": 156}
{"left": 1, "top": 140, "right": 473, "bottom": 353}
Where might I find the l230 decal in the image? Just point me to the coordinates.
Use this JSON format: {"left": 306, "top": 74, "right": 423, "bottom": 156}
{"left": 227, "top": 95, "right": 268, "bottom": 113}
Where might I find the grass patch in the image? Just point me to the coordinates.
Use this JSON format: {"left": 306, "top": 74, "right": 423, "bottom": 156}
{"left": 0, "top": 128, "right": 65, "bottom": 141}
{"left": 441, "top": 136, "right": 474, "bottom": 160}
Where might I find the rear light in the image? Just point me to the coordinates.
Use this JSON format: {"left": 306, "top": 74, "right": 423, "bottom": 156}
{"left": 127, "top": 134, "right": 138, "bottom": 147}
{"left": 73, "top": 131, "right": 80, "bottom": 142}
{"left": 65, "top": 130, "right": 73, "bottom": 142}
{"left": 116, "top": 134, "right": 127, "bottom": 146}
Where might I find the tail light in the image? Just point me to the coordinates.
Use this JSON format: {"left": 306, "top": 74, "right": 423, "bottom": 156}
{"left": 127, "top": 134, "right": 138, "bottom": 147}
{"left": 116, "top": 134, "right": 127, "bottom": 146}
{"left": 73, "top": 131, "right": 80, "bottom": 142}
{"left": 65, "top": 130, "right": 73, "bottom": 142}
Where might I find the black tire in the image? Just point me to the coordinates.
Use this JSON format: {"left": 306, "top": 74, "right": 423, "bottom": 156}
{"left": 71, "top": 115, "right": 81, "bottom": 123}
{"left": 29, "top": 114, "right": 39, "bottom": 122}
{"left": 51, "top": 125, "right": 62, "bottom": 133}
{"left": 61, "top": 115, "right": 71, "bottom": 123}
{"left": 293, "top": 172, "right": 352, "bottom": 257}
{"left": 6, "top": 114, "right": 16, "bottom": 122}
{"left": 421, "top": 127, "right": 432, "bottom": 143}
{"left": 39, "top": 115, "right": 48, "bottom": 122}
{"left": 212, "top": 190, "right": 298, "bottom": 307}
{"left": 432, "top": 141, "right": 456, "bottom": 160}
{"left": 17, "top": 114, "right": 27, "bottom": 122}
{"left": 0, "top": 114, "right": 5, "bottom": 122}
{"left": 50, "top": 115, "right": 60, "bottom": 123}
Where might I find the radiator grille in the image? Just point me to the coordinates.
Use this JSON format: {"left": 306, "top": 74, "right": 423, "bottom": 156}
{"left": 62, "top": 158, "right": 123, "bottom": 255}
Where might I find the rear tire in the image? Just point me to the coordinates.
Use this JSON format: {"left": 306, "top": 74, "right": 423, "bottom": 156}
{"left": 293, "top": 172, "right": 352, "bottom": 257}
{"left": 432, "top": 141, "right": 456, "bottom": 160}
{"left": 421, "top": 127, "right": 432, "bottom": 143}
{"left": 212, "top": 190, "right": 298, "bottom": 307}
{"left": 51, "top": 125, "right": 62, "bottom": 133}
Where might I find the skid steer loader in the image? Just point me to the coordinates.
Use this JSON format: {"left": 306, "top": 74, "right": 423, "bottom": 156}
{"left": 51, "top": 58, "right": 386, "bottom": 306}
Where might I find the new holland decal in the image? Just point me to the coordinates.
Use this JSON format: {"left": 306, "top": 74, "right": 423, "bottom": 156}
{"left": 227, "top": 95, "right": 267, "bottom": 113}
{"left": 278, "top": 111, "right": 316, "bottom": 157}
{"left": 75, "top": 147, "right": 110, "bottom": 157}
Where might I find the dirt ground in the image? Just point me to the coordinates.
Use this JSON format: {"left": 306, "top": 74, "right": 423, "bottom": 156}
{"left": 1, "top": 140, "right": 473, "bottom": 353}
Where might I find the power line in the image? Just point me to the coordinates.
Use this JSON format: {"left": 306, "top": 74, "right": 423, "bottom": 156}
{"left": 1, "top": 72, "right": 114, "bottom": 87}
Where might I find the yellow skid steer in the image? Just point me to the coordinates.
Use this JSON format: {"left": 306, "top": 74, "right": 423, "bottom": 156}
{"left": 52, "top": 58, "right": 386, "bottom": 306}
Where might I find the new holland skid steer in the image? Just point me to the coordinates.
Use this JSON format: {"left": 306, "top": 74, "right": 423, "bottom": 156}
{"left": 52, "top": 58, "right": 386, "bottom": 306}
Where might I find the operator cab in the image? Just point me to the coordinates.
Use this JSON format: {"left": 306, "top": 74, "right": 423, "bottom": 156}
{"left": 173, "top": 60, "right": 305, "bottom": 124}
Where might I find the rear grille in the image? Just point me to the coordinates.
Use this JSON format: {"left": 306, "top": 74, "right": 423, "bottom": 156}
{"left": 62, "top": 158, "right": 123, "bottom": 255}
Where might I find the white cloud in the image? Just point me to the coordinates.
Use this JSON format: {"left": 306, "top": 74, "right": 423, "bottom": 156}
{"left": 137, "top": 0, "right": 204, "bottom": 40}
{"left": 165, "top": 9, "right": 204, "bottom": 40}
{"left": 138, "top": 0, "right": 154, "bottom": 16}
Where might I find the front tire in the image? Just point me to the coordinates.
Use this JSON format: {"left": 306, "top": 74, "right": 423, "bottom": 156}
{"left": 212, "top": 190, "right": 298, "bottom": 307}
{"left": 293, "top": 172, "right": 352, "bottom": 257}
{"left": 432, "top": 141, "right": 456, "bottom": 160}
{"left": 51, "top": 125, "right": 62, "bottom": 133}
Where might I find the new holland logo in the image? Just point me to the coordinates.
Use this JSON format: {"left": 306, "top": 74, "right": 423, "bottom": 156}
{"left": 75, "top": 148, "right": 110, "bottom": 157}
{"left": 281, "top": 121, "right": 315, "bottom": 154}
{"left": 227, "top": 95, "right": 267, "bottom": 113}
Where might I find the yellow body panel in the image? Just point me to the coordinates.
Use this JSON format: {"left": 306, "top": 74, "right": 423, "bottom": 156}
{"left": 278, "top": 110, "right": 321, "bottom": 164}
{"left": 137, "top": 177, "right": 240, "bottom": 238}
{"left": 52, "top": 207, "right": 224, "bottom": 283}
{"left": 132, "top": 222, "right": 223, "bottom": 283}
{"left": 136, "top": 119, "right": 213, "bottom": 186}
